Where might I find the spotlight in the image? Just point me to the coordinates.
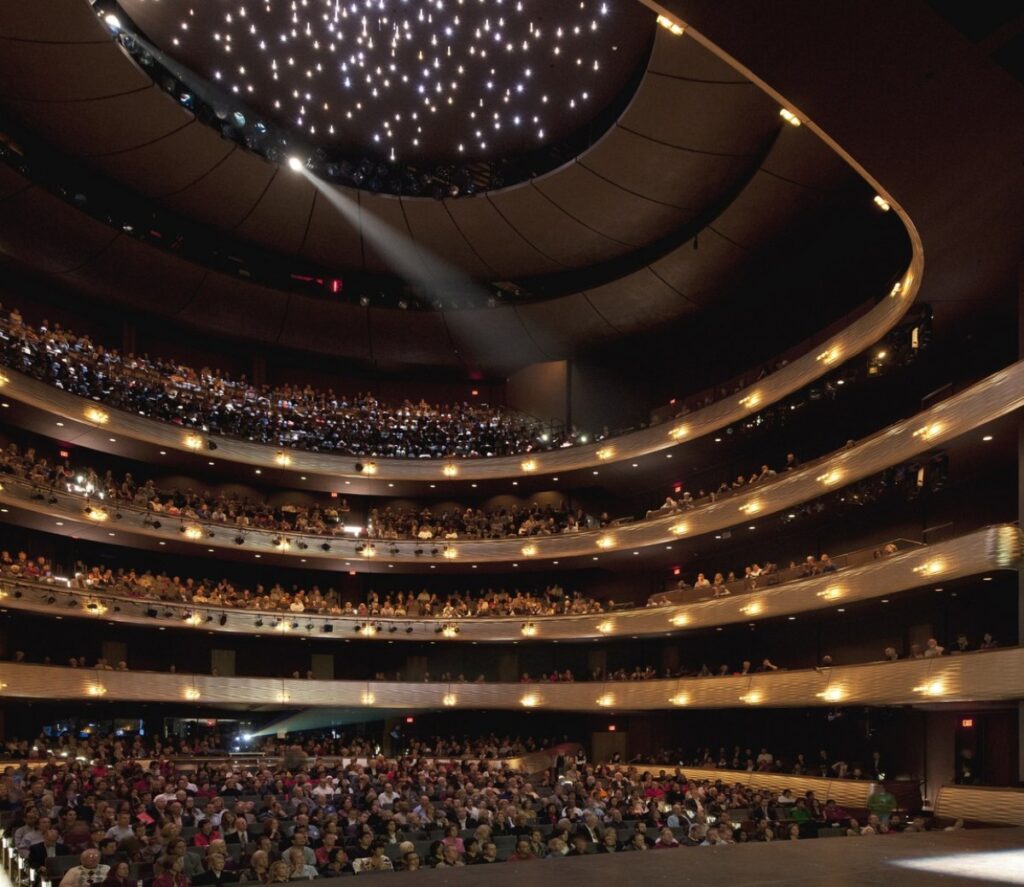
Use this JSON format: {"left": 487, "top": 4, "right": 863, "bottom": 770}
{"left": 405, "top": 627, "right": 414, "bottom": 634}
{"left": 287, "top": 156, "right": 305, "bottom": 172}
{"left": 414, "top": 548, "right": 424, "bottom": 556}
{"left": 388, "top": 626, "right": 397, "bottom": 634}
{"left": 152, "top": 520, "right": 162, "bottom": 530}
{"left": 145, "top": 608, "right": 158, "bottom": 618}
{"left": 234, "top": 535, "right": 245, "bottom": 546}
{"left": 321, "top": 543, "right": 331, "bottom": 552}
{"left": 431, "top": 547, "right": 439, "bottom": 557}
{"left": 254, "top": 617, "right": 264, "bottom": 627}
{"left": 103, "top": 14, "right": 122, "bottom": 31}
{"left": 297, "top": 542, "right": 308, "bottom": 550}
{"left": 46, "top": 595, "right": 56, "bottom": 605}
{"left": 219, "top": 614, "right": 228, "bottom": 626}
{"left": 322, "top": 623, "right": 333, "bottom": 633}
{"left": 306, "top": 622, "right": 315, "bottom": 631}
{"left": 206, "top": 440, "right": 218, "bottom": 451}
{"left": 353, "top": 625, "right": 361, "bottom": 633}
{"left": 290, "top": 622, "right": 299, "bottom": 630}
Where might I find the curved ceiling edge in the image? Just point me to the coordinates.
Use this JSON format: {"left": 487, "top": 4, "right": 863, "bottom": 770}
{"left": 1, "top": 646, "right": 1021, "bottom": 708}
{"left": 0, "top": 525, "right": 1015, "bottom": 643}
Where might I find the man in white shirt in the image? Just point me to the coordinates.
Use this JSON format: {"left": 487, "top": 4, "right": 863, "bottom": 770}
{"left": 105, "top": 811, "right": 134, "bottom": 843}
{"left": 59, "top": 849, "right": 110, "bottom": 887}
{"left": 377, "top": 784, "right": 399, "bottom": 809}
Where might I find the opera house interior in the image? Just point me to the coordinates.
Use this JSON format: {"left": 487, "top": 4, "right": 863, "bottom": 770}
{"left": 0, "top": 0, "right": 1022, "bottom": 884}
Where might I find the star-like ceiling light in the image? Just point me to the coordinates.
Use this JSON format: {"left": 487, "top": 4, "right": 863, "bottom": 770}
{"left": 126, "top": 0, "right": 651, "bottom": 165}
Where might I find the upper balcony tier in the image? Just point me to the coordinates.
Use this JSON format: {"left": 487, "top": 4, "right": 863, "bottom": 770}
{"left": 1, "top": 360, "right": 1021, "bottom": 566}
{"left": 0, "top": 525, "right": 1015, "bottom": 641}
{"left": 0, "top": 260, "right": 917, "bottom": 486}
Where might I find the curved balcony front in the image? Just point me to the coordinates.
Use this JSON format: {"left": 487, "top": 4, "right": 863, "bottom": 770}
{"left": 0, "top": 647, "right": 1020, "bottom": 709}
{"left": 0, "top": 259, "right": 917, "bottom": 486}
{"left": 0, "top": 525, "right": 1016, "bottom": 641}
{"left": 2, "top": 360, "right": 1022, "bottom": 566}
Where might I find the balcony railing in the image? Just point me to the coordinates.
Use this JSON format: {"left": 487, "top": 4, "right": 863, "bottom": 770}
{"left": 0, "top": 647, "right": 1020, "bottom": 709}
{"left": 0, "top": 525, "right": 1015, "bottom": 641}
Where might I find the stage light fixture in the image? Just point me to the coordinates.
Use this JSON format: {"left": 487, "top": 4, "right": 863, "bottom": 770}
{"left": 287, "top": 156, "right": 304, "bottom": 172}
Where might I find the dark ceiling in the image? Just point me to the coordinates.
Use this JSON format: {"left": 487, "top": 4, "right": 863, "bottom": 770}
{"left": 0, "top": 0, "right": 905, "bottom": 373}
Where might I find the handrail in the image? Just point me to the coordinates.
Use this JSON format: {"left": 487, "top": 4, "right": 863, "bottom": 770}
{"left": 0, "top": 524, "right": 1015, "bottom": 641}
{"left": 2, "top": 359, "right": 1023, "bottom": 564}
{"left": 1, "top": 647, "right": 1021, "bottom": 708}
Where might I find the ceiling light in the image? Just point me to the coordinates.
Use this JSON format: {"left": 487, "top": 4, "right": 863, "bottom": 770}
{"left": 287, "top": 156, "right": 305, "bottom": 171}
{"left": 779, "top": 108, "right": 801, "bottom": 126}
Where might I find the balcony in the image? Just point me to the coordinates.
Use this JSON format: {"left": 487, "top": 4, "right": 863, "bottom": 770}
{"left": 0, "top": 525, "right": 1015, "bottom": 641}
{"left": 0, "top": 647, "right": 1020, "bottom": 709}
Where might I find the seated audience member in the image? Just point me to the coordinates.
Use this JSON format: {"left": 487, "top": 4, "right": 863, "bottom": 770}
{"left": 59, "top": 849, "right": 110, "bottom": 887}
{"left": 101, "top": 861, "right": 134, "bottom": 887}
{"left": 193, "top": 853, "right": 238, "bottom": 886}
{"left": 28, "top": 827, "right": 71, "bottom": 870}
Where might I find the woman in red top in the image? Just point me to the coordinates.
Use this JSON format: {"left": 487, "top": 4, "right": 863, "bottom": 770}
{"left": 191, "top": 820, "right": 220, "bottom": 847}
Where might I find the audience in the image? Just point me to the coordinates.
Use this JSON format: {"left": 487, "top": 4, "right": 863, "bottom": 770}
{"left": 1, "top": 732, "right": 970, "bottom": 887}
{"left": 0, "top": 310, "right": 589, "bottom": 459}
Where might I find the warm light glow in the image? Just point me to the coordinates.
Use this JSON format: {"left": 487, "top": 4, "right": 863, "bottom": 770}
{"left": 362, "top": 462, "right": 378, "bottom": 475}
{"left": 87, "top": 684, "right": 107, "bottom": 697}
{"left": 520, "top": 459, "right": 537, "bottom": 473}
{"left": 442, "top": 463, "right": 459, "bottom": 477}
{"left": 913, "top": 422, "right": 943, "bottom": 442}
{"left": 816, "top": 469, "right": 843, "bottom": 486}
{"left": 873, "top": 195, "right": 891, "bottom": 212}
{"left": 816, "top": 347, "right": 841, "bottom": 366}
{"left": 442, "top": 693, "right": 457, "bottom": 706}
{"left": 596, "top": 447, "right": 615, "bottom": 460}
{"left": 669, "top": 425, "right": 688, "bottom": 441}
{"left": 738, "top": 392, "right": 761, "bottom": 409}
{"left": 520, "top": 693, "right": 540, "bottom": 707}
{"left": 184, "top": 688, "right": 201, "bottom": 701}
{"left": 287, "top": 156, "right": 304, "bottom": 172}
{"left": 913, "top": 560, "right": 945, "bottom": 577}
{"left": 0, "top": 373, "right": 8, "bottom": 387}
{"left": 521, "top": 543, "right": 538, "bottom": 557}
{"left": 521, "top": 623, "right": 538, "bottom": 637}
{"left": 86, "top": 508, "right": 109, "bottom": 522}
{"left": 274, "top": 450, "right": 292, "bottom": 467}
{"left": 441, "top": 624, "right": 459, "bottom": 638}
{"left": 816, "top": 687, "right": 845, "bottom": 703}
{"left": 274, "top": 621, "right": 292, "bottom": 632}
{"left": 670, "top": 613, "right": 691, "bottom": 627}
{"left": 277, "top": 691, "right": 291, "bottom": 702}
{"left": 816, "top": 586, "right": 843, "bottom": 601}
{"left": 656, "top": 14, "right": 684, "bottom": 36}
{"left": 740, "top": 601, "right": 763, "bottom": 617}
{"left": 671, "top": 693, "right": 690, "bottom": 706}
{"left": 779, "top": 108, "right": 801, "bottom": 126}
{"left": 891, "top": 281, "right": 904, "bottom": 297}
{"left": 913, "top": 680, "right": 946, "bottom": 697}
{"left": 185, "top": 613, "right": 204, "bottom": 626}
{"left": 596, "top": 693, "right": 615, "bottom": 708}
{"left": 184, "top": 525, "right": 204, "bottom": 541}
{"left": 360, "top": 623, "right": 379, "bottom": 636}
{"left": 442, "top": 547, "right": 458, "bottom": 559}
{"left": 361, "top": 692, "right": 376, "bottom": 705}
{"left": 84, "top": 406, "right": 110, "bottom": 425}
{"left": 361, "top": 545, "right": 377, "bottom": 558}
{"left": 596, "top": 620, "right": 615, "bottom": 634}
{"left": 184, "top": 433, "right": 204, "bottom": 451}
{"left": 740, "top": 691, "right": 763, "bottom": 705}
{"left": 670, "top": 521, "right": 689, "bottom": 536}
{"left": 738, "top": 501, "right": 762, "bottom": 515}
{"left": 86, "top": 601, "right": 108, "bottom": 616}
{"left": 596, "top": 535, "right": 616, "bottom": 550}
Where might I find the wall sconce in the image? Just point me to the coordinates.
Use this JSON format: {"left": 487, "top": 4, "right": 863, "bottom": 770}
{"left": 275, "top": 451, "right": 292, "bottom": 467}
{"left": 520, "top": 693, "right": 540, "bottom": 708}
{"left": 520, "top": 459, "right": 537, "bottom": 473}
{"left": 596, "top": 447, "right": 615, "bottom": 461}
{"left": 184, "top": 433, "right": 204, "bottom": 451}
{"left": 521, "top": 623, "right": 538, "bottom": 637}
{"left": 184, "top": 688, "right": 201, "bottom": 701}
{"left": 596, "top": 693, "right": 615, "bottom": 708}
{"left": 596, "top": 535, "right": 615, "bottom": 550}
{"left": 596, "top": 621, "right": 614, "bottom": 634}
{"left": 670, "top": 522, "right": 689, "bottom": 536}
{"left": 84, "top": 406, "right": 109, "bottom": 425}
{"left": 442, "top": 693, "right": 457, "bottom": 706}
{"left": 442, "top": 463, "right": 459, "bottom": 477}
{"left": 669, "top": 425, "right": 688, "bottom": 441}
{"left": 521, "top": 544, "right": 538, "bottom": 557}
